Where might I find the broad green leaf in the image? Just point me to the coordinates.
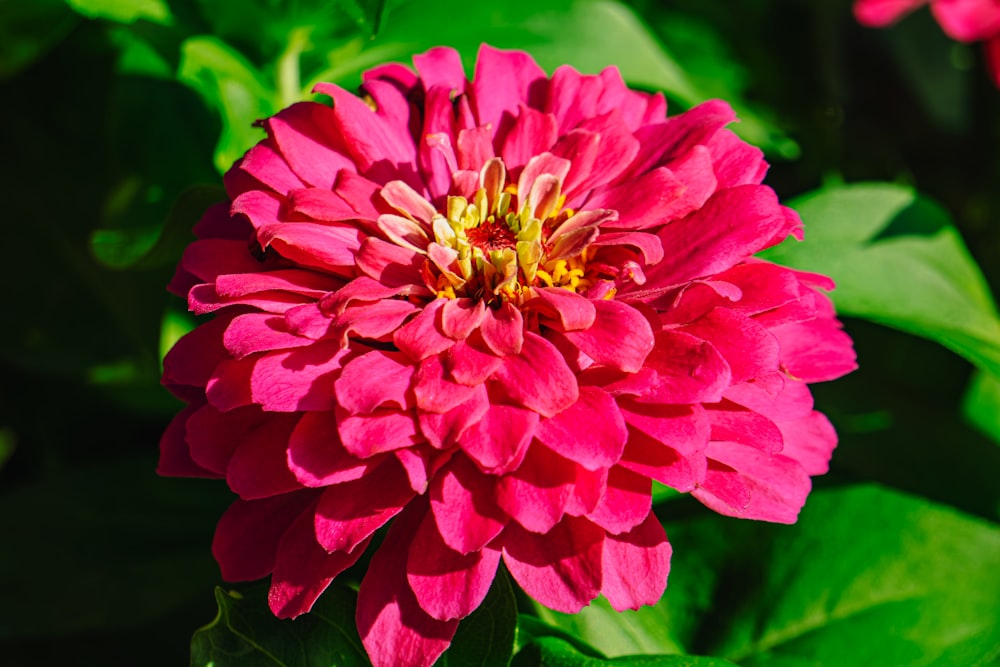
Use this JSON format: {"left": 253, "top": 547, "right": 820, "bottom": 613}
{"left": 337, "top": 0, "right": 391, "bottom": 35}
{"left": 759, "top": 183, "right": 1000, "bottom": 377}
{"left": 964, "top": 371, "right": 1000, "bottom": 446}
{"left": 191, "top": 584, "right": 369, "bottom": 667}
{"left": 441, "top": 567, "right": 518, "bottom": 667}
{"left": 178, "top": 36, "right": 275, "bottom": 173}
{"left": 515, "top": 614, "right": 607, "bottom": 659}
{"left": 513, "top": 636, "right": 739, "bottom": 667}
{"left": 90, "top": 185, "right": 224, "bottom": 270}
{"left": 64, "top": 0, "right": 172, "bottom": 25}
{"left": 309, "top": 0, "right": 699, "bottom": 105}
{"left": 534, "top": 597, "right": 684, "bottom": 658}
{"left": 662, "top": 485, "right": 1000, "bottom": 666}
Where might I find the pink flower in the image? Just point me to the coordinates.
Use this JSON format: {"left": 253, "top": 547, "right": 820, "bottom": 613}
{"left": 854, "top": 0, "right": 1000, "bottom": 86}
{"left": 160, "top": 45, "right": 856, "bottom": 667}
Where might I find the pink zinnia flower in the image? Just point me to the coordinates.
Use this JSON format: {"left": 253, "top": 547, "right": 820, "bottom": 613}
{"left": 161, "top": 45, "right": 856, "bottom": 667}
{"left": 854, "top": 0, "right": 1000, "bottom": 87}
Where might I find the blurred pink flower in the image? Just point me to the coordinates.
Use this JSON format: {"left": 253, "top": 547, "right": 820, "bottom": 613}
{"left": 854, "top": 0, "right": 1000, "bottom": 86}
{"left": 160, "top": 45, "right": 856, "bottom": 667}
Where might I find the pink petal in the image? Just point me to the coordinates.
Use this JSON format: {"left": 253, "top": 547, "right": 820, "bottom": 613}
{"left": 472, "top": 45, "right": 547, "bottom": 138}
{"left": 536, "top": 386, "right": 627, "bottom": 471}
{"left": 265, "top": 101, "right": 356, "bottom": 189}
{"left": 330, "top": 298, "right": 418, "bottom": 344}
{"left": 212, "top": 491, "right": 318, "bottom": 581}
{"left": 394, "top": 299, "right": 456, "bottom": 361}
{"left": 413, "top": 354, "right": 478, "bottom": 413}
{"left": 459, "top": 402, "right": 539, "bottom": 474}
{"left": 601, "top": 513, "right": 671, "bottom": 611}
{"left": 443, "top": 336, "right": 502, "bottom": 385}
{"left": 356, "top": 237, "right": 424, "bottom": 288}
{"left": 440, "top": 297, "right": 486, "bottom": 339}
{"left": 502, "top": 105, "right": 558, "bottom": 169}
{"left": 569, "top": 110, "right": 640, "bottom": 196}
{"left": 223, "top": 313, "right": 313, "bottom": 358}
{"left": 706, "top": 129, "right": 768, "bottom": 188}
{"left": 269, "top": 504, "right": 370, "bottom": 618}
{"left": 679, "top": 309, "right": 779, "bottom": 384}
{"left": 357, "top": 502, "right": 459, "bottom": 667}
{"left": 334, "top": 350, "right": 414, "bottom": 415}
{"left": 256, "top": 222, "right": 363, "bottom": 278}
{"left": 418, "top": 384, "right": 490, "bottom": 449}
{"left": 287, "top": 410, "right": 380, "bottom": 487}
{"left": 456, "top": 125, "right": 495, "bottom": 171}
{"left": 771, "top": 316, "right": 858, "bottom": 383}
{"left": 314, "top": 458, "right": 416, "bottom": 553}
{"left": 525, "top": 288, "right": 596, "bottom": 331}
{"left": 430, "top": 454, "right": 508, "bottom": 554}
{"left": 162, "top": 313, "right": 233, "bottom": 393}
{"left": 707, "top": 402, "right": 785, "bottom": 454}
{"left": 627, "top": 100, "right": 737, "bottom": 178}
{"left": 932, "top": 0, "right": 1000, "bottom": 41}
{"left": 238, "top": 139, "right": 306, "bottom": 195}
{"left": 496, "top": 443, "right": 577, "bottom": 533}
{"left": 561, "top": 300, "right": 654, "bottom": 373}
{"left": 413, "top": 46, "right": 467, "bottom": 93}
{"left": 225, "top": 414, "right": 302, "bottom": 499}
{"left": 249, "top": 341, "right": 350, "bottom": 412}
{"left": 288, "top": 187, "right": 363, "bottom": 222}
{"left": 586, "top": 466, "right": 653, "bottom": 535}
{"left": 158, "top": 404, "right": 217, "bottom": 477}
{"left": 407, "top": 511, "right": 502, "bottom": 620}
{"left": 693, "top": 443, "right": 811, "bottom": 524}
{"left": 853, "top": 0, "right": 925, "bottom": 26}
{"left": 501, "top": 516, "right": 605, "bottom": 613}
{"left": 778, "top": 411, "right": 838, "bottom": 476}
{"left": 480, "top": 300, "right": 524, "bottom": 356}
{"left": 618, "top": 403, "right": 710, "bottom": 492}
{"left": 186, "top": 404, "right": 266, "bottom": 474}
{"left": 337, "top": 406, "right": 419, "bottom": 458}
{"left": 637, "top": 330, "right": 732, "bottom": 404}
{"left": 492, "top": 332, "right": 579, "bottom": 418}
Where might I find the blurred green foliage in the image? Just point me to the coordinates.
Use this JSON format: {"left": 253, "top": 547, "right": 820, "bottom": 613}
{"left": 2, "top": 0, "right": 999, "bottom": 665}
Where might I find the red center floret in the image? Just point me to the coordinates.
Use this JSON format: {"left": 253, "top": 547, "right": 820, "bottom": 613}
{"left": 466, "top": 220, "right": 517, "bottom": 251}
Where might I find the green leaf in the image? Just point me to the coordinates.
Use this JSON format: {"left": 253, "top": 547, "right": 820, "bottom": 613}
{"left": 178, "top": 35, "right": 275, "bottom": 173}
{"left": 337, "top": 0, "right": 391, "bottom": 35}
{"left": 533, "top": 596, "right": 684, "bottom": 658}
{"left": 759, "top": 183, "right": 1000, "bottom": 377}
{"left": 64, "top": 0, "right": 172, "bottom": 25}
{"left": 440, "top": 567, "right": 518, "bottom": 666}
{"left": 310, "top": 0, "right": 699, "bottom": 105}
{"left": 963, "top": 371, "right": 1000, "bottom": 446}
{"left": 513, "top": 636, "right": 739, "bottom": 667}
{"left": 90, "top": 185, "right": 224, "bottom": 270}
{"left": 662, "top": 485, "right": 1000, "bottom": 666}
{"left": 191, "top": 583, "right": 369, "bottom": 667}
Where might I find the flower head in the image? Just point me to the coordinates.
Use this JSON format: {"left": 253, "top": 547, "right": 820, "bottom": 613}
{"left": 161, "top": 45, "right": 857, "bottom": 667}
{"left": 854, "top": 0, "right": 1000, "bottom": 87}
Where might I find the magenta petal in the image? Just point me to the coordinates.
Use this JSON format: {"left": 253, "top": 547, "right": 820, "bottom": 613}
{"left": 358, "top": 501, "right": 459, "bottom": 667}
{"left": 430, "top": 454, "right": 508, "bottom": 554}
{"left": 212, "top": 491, "right": 318, "bottom": 581}
{"left": 777, "top": 411, "right": 838, "bottom": 476}
{"left": 226, "top": 414, "right": 302, "bottom": 499}
{"left": 250, "top": 342, "right": 349, "bottom": 412}
{"left": 186, "top": 404, "right": 265, "bottom": 475}
{"left": 407, "top": 511, "right": 502, "bottom": 621}
{"left": 256, "top": 222, "right": 363, "bottom": 278}
{"left": 480, "top": 300, "right": 524, "bottom": 356}
{"left": 459, "top": 402, "right": 539, "bottom": 473}
{"left": 413, "top": 46, "right": 467, "bottom": 92}
{"left": 239, "top": 140, "right": 306, "bottom": 195}
{"left": 356, "top": 237, "right": 424, "bottom": 288}
{"left": 395, "top": 300, "right": 455, "bottom": 361}
{"left": 853, "top": 0, "right": 925, "bottom": 27}
{"left": 162, "top": 313, "right": 233, "bottom": 393}
{"left": 443, "top": 337, "right": 502, "bottom": 385}
{"left": 693, "top": 443, "right": 811, "bottom": 524}
{"left": 418, "top": 384, "right": 489, "bottom": 449}
{"left": 536, "top": 386, "right": 627, "bottom": 471}
{"left": 413, "top": 355, "right": 477, "bottom": 413}
{"left": 330, "top": 299, "right": 419, "bottom": 344}
{"left": 618, "top": 404, "right": 710, "bottom": 492}
{"left": 639, "top": 330, "right": 732, "bottom": 404}
{"left": 493, "top": 332, "right": 579, "bottom": 418}
{"left": 314, "top": 459, "right": 415, "bottom": 553}
{"left": 502, "top": 105, "right": 558, "bottom": 169}
{"left": 679, "top": 308, "right": 780, "bottom": 385}
{"left": 287, "top": 411, "right": 379, "bottom": 487}
{"left": 288, "top": 187, "right": 362, "bottom": 222}
{"left": 771, "top": 315, "right": 858, "bottom": 382}
{"left": 502, "top": 516, "right": 604, "bottom": 613}
{"left": 472, "top": 45, "right": 547, "bottom": 138}
{"left": 707, "top": 402, "right": 785, "bottom": 454}
{"left": 223, "top": 313, "right": 313, "bottom": 358}
{"left": 335, "top": 350, "right": 414, "bottom": 415}
{"left": 526, "top": 287, "right": 596, "bottom": 331}
{"left": 265, "top": 101, "right": 356, "bottom": 189}
{"left": 586, "top": 466, "right": 652, "bottom": 535}
{"left": 440, "top": 297, "right": 486, "bottom": 339}
{"left": 337, "top": 406, "right": 419, "bottom": 458}
{"left": 561, "top": 300, "right": 654, "bottom": 373}
{"left": 269, "top": 504, "right": 370, "bottom": 619}
{"left": 158, "top": 404, "right": 217, "bottom": 478}
{"left": 601, "top": 513, "right": 671, "bottom": 611}
{"left": 496, "top": 443, "right": 577, "bottom": 533}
